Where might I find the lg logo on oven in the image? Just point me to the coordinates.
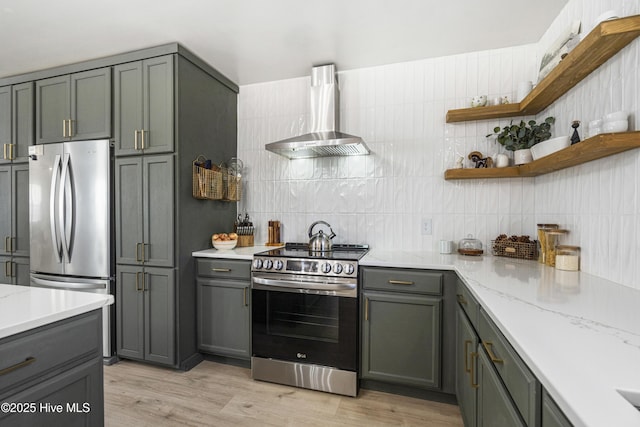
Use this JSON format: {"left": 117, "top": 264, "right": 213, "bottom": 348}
{"left": 296, "top": 353, "right": 307, "bottom": 359}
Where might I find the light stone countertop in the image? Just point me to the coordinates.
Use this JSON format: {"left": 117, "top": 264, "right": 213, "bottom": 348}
{"left": 0, "top": 284, "right": 114, "bottom": 340}
{"left": 191, "top": 245, "right": 640, "bottom": 426}
{"left": 361, "top": 249, "right": 640, "bottom": 427}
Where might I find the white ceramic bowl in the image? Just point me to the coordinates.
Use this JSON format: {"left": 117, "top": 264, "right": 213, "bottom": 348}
{"left": 530, "top": 136, "right": 571, "bottom": 160}
{"left": 602, "top": 111, "right": 628, "bottom": 122}
{"left": 213, "top": 239, "right": 238, "bottom": 250}
{"left": 602, "top": 120, "right": 628, "bottom": 133}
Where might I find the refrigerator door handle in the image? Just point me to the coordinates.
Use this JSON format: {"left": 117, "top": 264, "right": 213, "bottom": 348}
{"left": 59, "top": 153, "right": 72, "bottom": 263}
{"left": 31, "top": 275, "right": 107, "bottom": 290}
{"left": 49, "top": 154, "right": 62, "bottom": 263}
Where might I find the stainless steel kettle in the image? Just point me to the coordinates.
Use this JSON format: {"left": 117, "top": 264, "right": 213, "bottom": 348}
{"left": 308, "top": 221, "right": 336, "bottom": 252}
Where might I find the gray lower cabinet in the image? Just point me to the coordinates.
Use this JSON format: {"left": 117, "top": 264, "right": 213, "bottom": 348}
{"left": 114, "top": 56, "right": 174, "bottom": 156}
{"left": 196, "top": 259, "right": 251, "bottom": 359}
{"left": 456, "top": 305, "right": 479, "bottom": 427}
{"left": 0, "top": 309, "right": 104, "bottom": 427}
{"left": 542, "top": 389, "right": 572, "bottom": 427}
{"left": 361, "top": 267, "right": 443, "bottom": 389}
{"left": 116, "top": 265, "right": 175, "bottom": 366}
{"left": 1, "top": 255, "right": 30, "bottom": 286}
{"left": 36, "top": 67, "right": 111, "bottom": 144}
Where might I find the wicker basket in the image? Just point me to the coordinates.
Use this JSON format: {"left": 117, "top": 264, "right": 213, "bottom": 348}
{"left": 222, "top": 167, "right": 242, "bottom": 202}
{"left": 192, "top": 156, "right": 223, "bottom": 200}
{"left": 491, "top": 240, "right": 538, "bottom": 260}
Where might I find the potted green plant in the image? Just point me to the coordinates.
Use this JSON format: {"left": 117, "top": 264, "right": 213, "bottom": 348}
{"left": 486, "top": 117, "right": 555, "bottom": 165}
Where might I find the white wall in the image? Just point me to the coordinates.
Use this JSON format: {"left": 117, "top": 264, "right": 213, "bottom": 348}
{"left": 238, "top": 0, "right": 640, "bottom": 290}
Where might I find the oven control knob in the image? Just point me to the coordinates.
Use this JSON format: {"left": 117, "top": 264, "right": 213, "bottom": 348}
{"left": 253, "top": 259, "right": 263, "bottom": 269}
{"left": 321, "top": 263, "right": 332, "bottom": 274}
{"left": 264, "top": 259, "right": 273, "bottom": 270}
{"left": 333, "top": 263, "right": 343, "bottom": 274}
{"left": 344, "top": 264, "right": 355, "bottom": 275}
{"left": 274, "top": 260, "right": 284, "bottom": 270}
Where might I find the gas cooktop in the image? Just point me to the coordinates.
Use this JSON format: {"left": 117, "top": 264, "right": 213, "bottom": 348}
{"left": 256, "top": 243, "right": 369, "bottom": 261}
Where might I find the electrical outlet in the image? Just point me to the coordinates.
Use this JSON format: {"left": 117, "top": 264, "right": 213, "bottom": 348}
{"left": 422, "top": 218, "right": 432, "bottom": 235}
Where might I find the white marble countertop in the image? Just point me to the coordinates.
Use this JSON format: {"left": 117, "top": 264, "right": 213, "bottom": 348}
{"left": 0, "top": 284, "right": 114, "bottom": 340}
{"left": 362, "top": 249, "right": 640, "bottom": 427}
{"left": 192, "top": 245, "right": 282, "bottom": 260}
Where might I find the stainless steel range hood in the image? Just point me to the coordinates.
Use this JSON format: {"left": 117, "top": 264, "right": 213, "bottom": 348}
{"left": 265, "top": 64, "right": 370, "bottom": 159}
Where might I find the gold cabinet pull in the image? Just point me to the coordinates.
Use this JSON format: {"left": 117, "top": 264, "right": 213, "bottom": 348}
{"left": 2, "top": 143, "right": 6, "bottom": 160}
{"left": 141, "top": 243, "right": 146, "bottom": 262}
{"left": 483, "top": 341, "right": 504, "bottom": 364}
{"left": 211, "top": 268, "right": 231, "bottom": 272}
{"left": 142, "top": 272, "right": 146, "bottom": 291}
{"left": 4, "top": 260, "right": 10, "bottom": 278}
{"left": 9, "top": 144, "right": 14, "bottom": 160}
{"left": 68, "top": 119, "right": 74, "bottom": 137}
{"left": 135, "top": 243, "right": 142, "bottom": 262}
{"left": 140, "top": 129, "right": 145, "bottom": 150}
{"left": 134, "top": 130, "right": 139, "bottom": 150}
{"left": 135, "top": 271, "right": 142, "bottom": 291}
{"left": 62, "top": 120, "right": 67, "bottom": 137}
{"left": 457, "top": 294, "right": 467, "bottom": 305}
{"left": 464, "top": 340, "right": 472, "bottom": 373}
{"left": 4, "top": 236, "right": 10, "bottom": 253}
{"left": 469, "top": 352, "right": 479, "bottom": 389}
{"left": 243, "top": 287, "right": 248, "bottom": 306}
{"left": 365, "top": 297, "right": 369, "bottom": 321}
{"left": 388, "top": 280, "right": 414, "bottom": 285}
{"left": 0, "top": 357, "right": 36, "bottom": 376}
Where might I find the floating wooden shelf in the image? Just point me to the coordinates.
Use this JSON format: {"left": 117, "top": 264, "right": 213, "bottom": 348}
{"left": 444, "top": 132, "right": 640, "bottom": 180}
{"left": 446, "top": 15, "right": 640, "bottom": 123}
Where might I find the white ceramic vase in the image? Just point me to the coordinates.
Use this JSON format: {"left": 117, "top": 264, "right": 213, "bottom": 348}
{"left": 513, "top": 148, "right": 533, "bottom": 165}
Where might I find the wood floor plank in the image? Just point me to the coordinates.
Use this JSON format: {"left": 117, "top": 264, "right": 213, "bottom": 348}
{"left": 104, "top": 359, "right": 464, "bottom": 426}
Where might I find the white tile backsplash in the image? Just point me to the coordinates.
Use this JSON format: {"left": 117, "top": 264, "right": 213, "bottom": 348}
{"left": 237, "top": 0, "right": 640, "bottom": 290}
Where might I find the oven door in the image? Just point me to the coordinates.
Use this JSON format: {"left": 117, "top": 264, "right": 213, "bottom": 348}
{"left": 252, "top": 273, "right": 358, "bottom": 371}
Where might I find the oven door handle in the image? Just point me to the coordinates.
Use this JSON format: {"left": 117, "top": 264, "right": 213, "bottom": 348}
{"left": 252, "top": 276, "right": 356, "bottom": 294}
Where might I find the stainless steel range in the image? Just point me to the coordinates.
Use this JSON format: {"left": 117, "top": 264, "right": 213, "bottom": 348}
{"left": 251, "top": 242, "right": 369, "bottom": 397}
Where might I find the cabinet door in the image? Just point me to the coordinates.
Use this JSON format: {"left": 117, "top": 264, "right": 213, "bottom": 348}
{"left": 0, "top": 86, "right": 10, "bottom": 164}
{"left": 144, "top": 267, "right": 175, "bottom": 365}
{"left": 542, "top": 389, "right": 572, "bottom": 427}
{"left": 361, "top": 291, "right": 442, "bottom": 389}
{"left": 116, "top": 265, "right": 144, "bottom": 360}
{"left": 143, "top": 154, "right": 174, "bottom": 267}
{"left": 70, "top": 68, "right": 111, "bottom": 140}
{"left": 0, "top": 357, "right": 104, "bottom": 427}
{"left": 142, "top": 55, "right": 174, "bottom": 154}
{"left": 197, "top": 278, "right": 251, "bottom": 359}
{"left": 12, "top": 164, "right": 29, "bottom": 257}
{"left": 115, "top": 157, "right": 143, "bottom": 265}
{"left": 36, "top": 75, "right": 70, "bottom": 144}
{"left": 0, "top": 166, "right": 10, "bottom": 257}
{"left": 0, "top": 255, "right": 11, "bottom": 285}
{"left": 457, "top": 307, "right": 479, "bottom": 427}
{"left": 12, "top": 82, "right": 34, "bottom": 162}
{"left": 114, "top": 61, "right": 143, "bottom": 156}
{"left": 12, "top": 256, "right": 30, "bottom": 286}
{"left": 477, "top": 346, "right": 526, "bottom": 427}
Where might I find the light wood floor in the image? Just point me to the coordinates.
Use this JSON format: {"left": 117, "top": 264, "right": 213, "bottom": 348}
{"left": 104, "top": 359, "right": 464, "bottom": 426}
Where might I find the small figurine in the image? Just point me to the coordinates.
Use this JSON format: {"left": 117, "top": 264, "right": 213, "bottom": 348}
{"left": 570, "top": 120, "right": 581, "bottom": 144}
{"left": 468, "top": 151, "right": 493, "bottom": 168}
{"left": 453, "top": 156, "right": 464, "bottom": 169}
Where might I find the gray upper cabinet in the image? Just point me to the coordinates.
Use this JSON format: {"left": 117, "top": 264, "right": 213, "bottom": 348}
{"left": 1, "top": 83, "right": 34, "bottom": 164}
{"left": 115, "top": 154, "right": 174, "bottom": 268}
{"left": 114, "top": 55, "right": 174, "bottom": 156}
{"left": 36, "top": 67, "right": 111, "bottom": 144}
{"left": 361, "top": 289, "right": 442, "bottom": 389}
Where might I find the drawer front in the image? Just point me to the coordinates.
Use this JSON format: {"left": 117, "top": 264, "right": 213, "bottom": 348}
{"left": 479, "top": 309, "right": 540, "bottom": 427}
{"left": 456, "top": 280, "right": 480, "bottom": 329}
{"left": 0, "top": 310, "right": 101, "bottom": 398}
{"left": 196, "top": 258, "right": 251, "bottom": 280}
{"left": 362, "top": 267, "right": 443, "bottom": 295}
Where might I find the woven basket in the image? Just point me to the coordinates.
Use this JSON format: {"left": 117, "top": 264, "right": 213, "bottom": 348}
{"left": 192, "top": 156, "right": 223, "bottom": 200}
{"left": 491, "top": 240, "right": 538, "bottom": 260}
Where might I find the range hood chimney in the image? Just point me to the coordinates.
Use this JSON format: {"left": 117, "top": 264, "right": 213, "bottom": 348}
{"left": 265, "top": 64, "right": 370, "bottom": 159}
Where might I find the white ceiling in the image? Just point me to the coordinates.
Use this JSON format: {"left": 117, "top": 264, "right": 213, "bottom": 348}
{"left": 0, "top": 0, "right": 568, "bottom": 86}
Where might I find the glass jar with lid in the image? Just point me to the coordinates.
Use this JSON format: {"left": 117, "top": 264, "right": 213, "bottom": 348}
{"left": 544, "top": 229, "right": 568, "bottom": 266}
{"left": 555, "top": 245, "right": 580, "bottom": 271}
{"left": 537, "top": 224, "right": 558, "bottom": 263}
{"left": 458, "top": 234, "right": 483, "bottom": 256}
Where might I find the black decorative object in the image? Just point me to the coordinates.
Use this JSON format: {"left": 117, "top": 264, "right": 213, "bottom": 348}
{"left": 468, "top": 151, "right": 493, "bottom": 168}
{"left": 571, "top": 120, "right": 581, "bottom": 144}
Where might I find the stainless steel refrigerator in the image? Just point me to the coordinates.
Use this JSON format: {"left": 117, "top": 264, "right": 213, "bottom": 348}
{"left": 28, "top": 139, "right": 114, "bottom": 359}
